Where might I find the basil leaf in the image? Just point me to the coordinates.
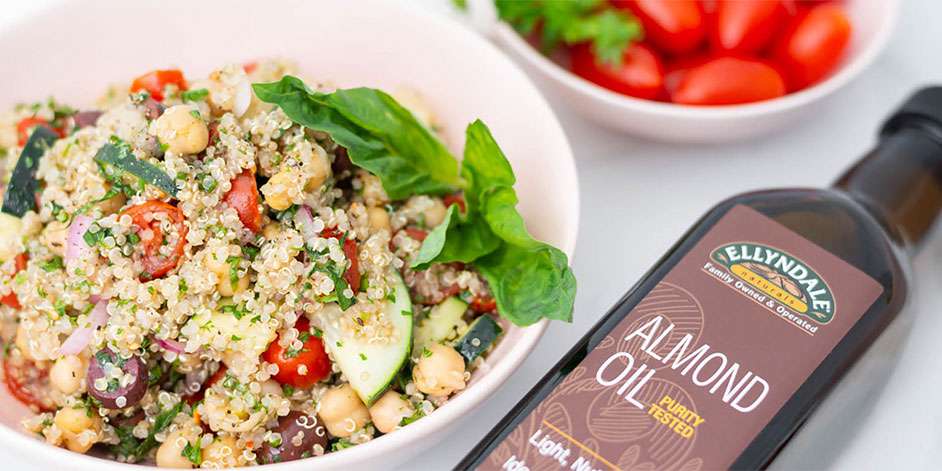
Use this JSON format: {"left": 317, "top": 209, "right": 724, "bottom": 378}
{"left": 476, "top": 242, "right": 576, "bottom": 325}
{"left": 252, "top": 76, "right": 461, "bottom": 199}
{"left": 416, "top": 120, "right": 576, "bottom": 326}
{"left": 411, "top": 205, "right": 500, "bottom": 270}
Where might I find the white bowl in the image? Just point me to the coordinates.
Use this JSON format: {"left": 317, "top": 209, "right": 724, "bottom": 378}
{"left": 491, "top": 0, "right": 900, "bottom": 143}
{"left": 0, "top": 0, "right": 579, "bottom": 469}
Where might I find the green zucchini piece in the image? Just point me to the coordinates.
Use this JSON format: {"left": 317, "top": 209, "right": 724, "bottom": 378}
{"left": 94, "top": 141, "right": 177, "bottom": 197}
{"left": 1, "top": 126, "right": 58, "bottom": 217}
{"left": 454, "top": 315, "right": 502, "bottom": 363}
{"left": 413, "top": 296, "right": 468, "bottom": 354}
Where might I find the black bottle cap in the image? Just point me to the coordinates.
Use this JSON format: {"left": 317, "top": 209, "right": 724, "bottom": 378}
{"left": 881, "top": 87, "right": 942, "bottom": 141}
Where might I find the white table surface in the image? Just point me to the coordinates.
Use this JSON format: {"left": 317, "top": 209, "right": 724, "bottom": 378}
{"left": 3, "top": 1, "right": 942, "bottom": 470}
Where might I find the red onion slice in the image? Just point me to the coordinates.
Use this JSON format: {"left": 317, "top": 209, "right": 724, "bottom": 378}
{"left": 58, "top": 298, "right": 110, "bottom": 356}
{"left": 294, "top": 205, "right": 319, "bottom": 248}
{"left": 155, "top": 337, "right": 185, "bottom": 354}
{"left": 65, "top": 215, "right": 95, "bottom": 265}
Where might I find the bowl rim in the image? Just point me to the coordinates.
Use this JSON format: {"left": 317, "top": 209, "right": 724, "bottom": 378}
{"left": 493, "top": 0, "right": 900, "bottom": 119}
{"left": 0, "top": 0, "right": 580, "bottom": 469}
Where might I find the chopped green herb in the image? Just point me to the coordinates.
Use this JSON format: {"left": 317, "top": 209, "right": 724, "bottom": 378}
{"left": 40, "top": 256, "right": 64, "bottom": 272}
{"left": 181, "top": 88, "right": 209, "bottom": 103}
{"left": 182, "top": 441, "right": 202, "bottom": 466}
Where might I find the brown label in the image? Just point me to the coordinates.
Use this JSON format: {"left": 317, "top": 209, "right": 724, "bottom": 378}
{"left": 479, "top": 205, "right": 884, "bottom": 471}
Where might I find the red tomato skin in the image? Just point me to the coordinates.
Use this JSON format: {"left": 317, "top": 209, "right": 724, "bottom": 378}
{"left": 671, "top": 57, "right": 786, "bottom": 105}
{"left": 123, "top": 201, "right": 188, "bottom": 280}
{"left": 3, "top": 354, "right": 55, "bottom": 412}
{"left": 15, "top": 117, "right": 64, "bottom": 146}
{"left": 263, "top": 318, "right": 331, "bottom": 389}
{"left": 613, "top": 0, "right": 705, "bottom": 55}
{"left": 130, "top": 69, "right": 187, "bottom": 102}
{"left": 320, "top": 229, "right": 361, "bottom": 294}
{"left": 774, "top": 4, "right": 852, "bottom": 90}
{"left": 470, "top": 296, "right": 497, "bottom": 313}
{"left": 711, "top": 0, "right": 788, "bottom": 54}
{"left": 663, "top": 53, "right": 713, "bottom": 96}
{"left": 224, "top": 170, "right": 263, "bottom": 233}
{"left": 1, "top": 253, "right": 28, "bottom": 309}
{"left": 442, "top": 193, "right": 466, "bottom": 213}
{"left": 570, "top": 43, "right": 665, "bottom": 100}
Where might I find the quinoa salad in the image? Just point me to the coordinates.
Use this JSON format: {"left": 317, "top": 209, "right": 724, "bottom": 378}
{"left": 0, "top": 59, "right": 576, "bottom": 468}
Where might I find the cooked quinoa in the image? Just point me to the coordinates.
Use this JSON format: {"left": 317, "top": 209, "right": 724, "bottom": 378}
{"left": 0, "top": 58, "right": 567, "bottom": 468}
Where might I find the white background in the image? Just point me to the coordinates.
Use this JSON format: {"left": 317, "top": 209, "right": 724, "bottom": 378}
{"left": 3, "top": 1, "right": 942, "bottom": 470}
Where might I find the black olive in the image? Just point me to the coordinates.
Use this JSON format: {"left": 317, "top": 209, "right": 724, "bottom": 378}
{"left": 256, "top": 411, "right": 329, "bottom": 464}
{"left": 85, "top": 348, "right": 147, "bottom": 409}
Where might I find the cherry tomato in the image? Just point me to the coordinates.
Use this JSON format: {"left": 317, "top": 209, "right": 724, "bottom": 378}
{"left": 470, "top": 296, "right": 497, "bottom": 313}
{"left": 1, "top": 253, "right": 28, "bottom": 309}
{"left": 403, "top": 228, "right": 428, "bottom": 242}
{"left": 663, "top": 53, "right": 713, "bottom": 95}
{"left": 263, "top": 318, "right": 331, "bottom": 389}
{"left": 123, "top": 201, "right": 188, "bottom": 280}
{"left": 320, "top": 229, "right": 361, "bottom": 294}
{"left": 613, "top": 0, "right": 705, "bottom": 55}
{"left": 671, "top": 57, "right": 786, "bottom": 105}
{"left": 570, "top": 43, "right": 665, "bottom": 100}
{"left": 130, "top": 69, "right": 187, "bottom": 102}
{"left": 711, "top": 0, "right": 788, "bottom": 54}
{"left": 242, "top": 62, "right": 258, "bottom": 74}
{"left": 774, "top": 4, "right": 852, "bottom": 90}
{"left": 15, "top": 117, "right": 63, "bottom": 147}
{"left": 224, "top": 170, "right": 263, "bottom": 233}
{"left": 3, "top": 351, "right": 55, "bottom": 412}
{"left": 442, "top": 193, "right": 466, "bottom": 213}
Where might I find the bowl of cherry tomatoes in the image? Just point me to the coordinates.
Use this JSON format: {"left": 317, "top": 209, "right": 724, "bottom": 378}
{"left": 489, "top": 0, "right": 900, "bottom": 143}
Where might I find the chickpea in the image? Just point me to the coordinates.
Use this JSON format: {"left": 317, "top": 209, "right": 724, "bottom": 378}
{"left": 366, "top": 206, "right": 391, "bottom": 233}
{"left": 413, "top": 343, "right": 467, "bottom": 396}
{"left": 262, "top": 223, "right": 281, "bottom": 240}
{"left": 40, "top": 221, "right": 69, "bottom": 258}
{"left": 155, "top": 430, "right": 195, "bottom": 469}
{"left": 0, "top": 213, "right": 22, "bottom": 261}
{"left": 261, "top": 169, "right": 299, "bottom": 211}
{"left": 55, "top": 406, "right": 102, "bottom": 453}
{"left": 304, "top": 147, "right": 331, "bottom": 192}
{"left": 50, "top": 355, "right": 86, "bottom": 395}
{"left": 317, "top": 384, "right": 370, "bottom": 438}
{"left": 96, "top": 191, "right": 127, "bottom": 215}
{"left": 217, "top": 274, "right": 249, "bottom": 297}
{"left": 203, "top": 435, "right": 243, "bottom": 467}
{"left": 154, "top": 105, "right": 209, "bottom": 155}
{"left": 368, "top": 390, "right": 415, "bottom": 434}
{"left": 423, "top": 199, "right": 448, "bottom": 228}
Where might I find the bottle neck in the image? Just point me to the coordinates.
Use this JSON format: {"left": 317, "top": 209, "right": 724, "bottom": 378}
{"left": 833, "top": 121, "right": 942, "bottom": 254}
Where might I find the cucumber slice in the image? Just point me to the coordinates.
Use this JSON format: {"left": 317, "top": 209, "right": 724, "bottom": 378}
{"left": 413, "top": 296, "right": 468, "bottom": 354}
{"left": 320, "top": 273, "right": 412, "bottom": 406}
{"left": 2, "top": 126, "right": 58, "bottom": 217}
{"left": 94, "top": 140, "right": 178, "bottom": 197}
{"left": 454, "top": 316, "right": 502, "bottom": 363}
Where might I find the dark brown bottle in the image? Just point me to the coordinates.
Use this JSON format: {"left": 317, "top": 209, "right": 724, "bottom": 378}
{"left": 459, "top": 88, "right": 942, "bottom": 471}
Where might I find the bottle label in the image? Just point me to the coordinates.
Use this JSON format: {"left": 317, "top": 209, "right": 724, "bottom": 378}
{"left": 479, "top": 205, "right": 884, "bottom": 471}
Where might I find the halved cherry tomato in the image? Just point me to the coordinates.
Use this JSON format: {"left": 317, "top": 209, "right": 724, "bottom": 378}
{"left": 671, "top": 57, "right": 786, "bottom": 105}
{"left": 570, "top": 43, "right": 665, "bottom": 100}
{"left": 613, "top": 0, "right": 705, "bottom": 55}
{"left": 16, "top": 117, "right": 63, "bottom": 147}
{"left": 1, "top": 253, "right": 28, "bottom": 309}
{"left": 224, "top": 170, "right": 263, "bottom": 233}
{"left": 263, "top": 317, "right": 331, "bottom": 389}
{"left": 403, "top": 228, "right": 428, "bottom": 242}
{"left": 3, "top": 352, "right": 55, "bottom": 412}
{"left": 130, "top": 69, "right": 187, "bottom": 102}
{"left": 243, "top": 62, "right": 258, "bottom": 74}
{"left": 470, "top": 295, "right": 497, "bottom": 313}
{"left": 711, "top": 0, "right": 788, "bottom": 54}
{"left": 183, "top": 364, "right": 227, "bottom": 405}
{"left": 123, "top": 201, "right": 188, "bottom": 280}
{"left": 442, "top": 193, "right": 466, "bottom": 213}
{"left": 774, "top": 4, "right": 852, "bottom": 90}
{"left": 320, "top": 229, "right": 361, "bottom": 293}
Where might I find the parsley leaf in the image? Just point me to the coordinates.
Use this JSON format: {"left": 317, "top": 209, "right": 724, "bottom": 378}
{"left": 494, "top": 0, "right": 642, "bottom": 66}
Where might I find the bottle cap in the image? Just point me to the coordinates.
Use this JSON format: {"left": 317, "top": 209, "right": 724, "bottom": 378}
{"left": 882, "top": 87, "right": 942, "bottom": 140}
